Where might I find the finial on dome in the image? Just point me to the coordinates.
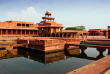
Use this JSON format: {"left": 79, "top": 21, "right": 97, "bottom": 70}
{"left": 45, "top": 10, "right": 52, "bottom": 15}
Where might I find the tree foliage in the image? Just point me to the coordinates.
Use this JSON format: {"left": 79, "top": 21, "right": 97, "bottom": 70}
{"left": 5, "top": 21, "right": 9, "bottom": 22}
{"left": 65, "top": 25, "right": 86, "bottom": 31}
{"left": 65, "top": 27, "right": 79, "bottom": 30}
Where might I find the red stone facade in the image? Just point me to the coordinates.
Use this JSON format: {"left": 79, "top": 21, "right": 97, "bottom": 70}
{"left": 88, "top": 29, "right": 107, "bottom": 36}
{"left": 0, "top": 21, "right": 38, "bottom": 36}
{"left": 37, "top": 10, "right": 64, "bottom": 37}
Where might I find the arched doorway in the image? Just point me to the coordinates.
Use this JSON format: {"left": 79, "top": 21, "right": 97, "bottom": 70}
{"left": 56, "top": 34, "right": 59, "bottom": 37}
{"left": 48, "top": 34, "right": 50, "bottom": 37}
{"left": 45, "top": 34, "right": 46, "bottom": 37}
{"left": 60, "top": 33, "right": 62, "bottom": 37}
{"left": 64, "top": 33, "right": 66, "bottom": 37}
{"left": 52, "top": 33, "right": 55, "bottom": 37}
{"left": 68, "top": 33, "right": 71, "bottom": 37}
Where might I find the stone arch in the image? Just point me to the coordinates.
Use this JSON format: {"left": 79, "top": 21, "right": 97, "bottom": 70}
{"left": 45, "top": 34, "right": 46, "bottom": 37}
{"left": 48, "top": 34, "right": 50, "bottom": 37}
{"left": 68, "top": 33, "right": 71, "bottom": 37}
{"left": 60, "top": 33, "right": 62, "bottom": 37}
{"left": 52, "top": 33, "right": 55, "bottom": 37}
{"left": 56, "top": 33, "right": 59, "bottom": 37}
{"left": 64, "top": 33, "right": 66, "bottom": 37}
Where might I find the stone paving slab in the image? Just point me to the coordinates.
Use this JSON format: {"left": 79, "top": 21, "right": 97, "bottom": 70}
{"left": 105, "top": 69, "right": 110, "bottom": 74}
{"left": 67, "top": 55, "right": 110, "bottom": 74}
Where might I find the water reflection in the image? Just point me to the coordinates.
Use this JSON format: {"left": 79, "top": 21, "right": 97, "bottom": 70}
{"left": 0, "top": 49, "right": 20, "bottom": 60}
{"left": 0, "top": 47, "right": 109, "bottom": 74}
{"left": 65, "top": 46, "right": 108, "bottom": 60}
{"left": 96, "top": 47, "right": 106, "bottom": 58}
{"left": 0, "top": 46, "right": 109, "bottom": 64}
{"left": 18, "top": 48, "right": 65, "bottom": 64}
{"left": 17, "top": 46, "right": 109, "bottom": 64}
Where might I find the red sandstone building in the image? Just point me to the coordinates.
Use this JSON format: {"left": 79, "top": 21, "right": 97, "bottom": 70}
{"left": 0, "top": 21, "right": 38, "bottom": 36}
{"left": 88, "top": 29, "right": 107, "bottom": 36}
{"left": 0, "top": 10, "right": 89, "bottom": 38}
{"left": 38, "top": 10, "right": 64, "bottom": 37}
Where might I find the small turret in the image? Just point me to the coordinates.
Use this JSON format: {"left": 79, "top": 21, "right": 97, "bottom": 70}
{"left": 45, "top": 10, "right": 52, "bottom": 15}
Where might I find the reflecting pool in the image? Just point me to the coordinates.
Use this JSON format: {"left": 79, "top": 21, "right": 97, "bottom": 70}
{"left": 0, "top": 46, "right": 109, "bottom": 74}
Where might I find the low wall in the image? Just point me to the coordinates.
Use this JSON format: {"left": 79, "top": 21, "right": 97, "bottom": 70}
{"left": 0, "top": 40, "right": 17, "bottom": 45}
{"left": 17, "top": 37, "right": 82, "bottom": 52}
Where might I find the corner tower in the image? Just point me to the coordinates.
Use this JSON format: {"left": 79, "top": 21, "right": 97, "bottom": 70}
{"left": 38, "top": 10, "right": 64, "bottom": 37}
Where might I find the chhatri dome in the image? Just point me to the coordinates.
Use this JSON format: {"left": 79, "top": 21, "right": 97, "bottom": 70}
{"left": 38, "top": 10, "right": 64, "bottom": 28}
{"left": 45, "top": 10, "right": 52, "bottom": 15}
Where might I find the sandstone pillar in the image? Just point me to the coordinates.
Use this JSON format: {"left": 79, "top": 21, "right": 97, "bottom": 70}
{"left": 33, "top": 30, "right": 34, "bottom": 35}
{"left": 0, "top": 29, "right": 2, "bottom": 35}
{"left": 108, "top": 49, "right": 110, "bottom": 55}
{"left": 62, "top": 33, "right": 64, "bottom": 37}
{"left": 21, "top": 30, "right": 22, "bottom": 35}
{"left": 70, "top": 33, "right": 73, "bottom": 38}
{"left": 66, "top": 33, "right": 68, "bottom": 37}
{"left": 29, "top": 30, "right": 30, "bottom": 35}
{"left": 25, "top": 30, "right": 26, "bottom": 35}
{"left": 16, "top": 30, "right": 18, "bottom": 35}
{"left": 6, "top": 29, "right": 8, "bottom": 35}
{"left": 11, "top": 30, "right": 13, "bottom": 35}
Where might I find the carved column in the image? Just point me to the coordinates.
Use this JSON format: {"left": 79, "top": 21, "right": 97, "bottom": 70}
{"left": 108, "top": 49, "right": 110, "bottom": 55}
{"left": 33, "top": 30, "right": 34, "bottom": 35}
{"left": 21, "top": 30, "right": 22, "bottom": 35}
{"left": 29, "top": 30, "right": 30, "bottom": 35}
{"left": 62, "top": 33, "right": 64, "bottom": 37}
{"left": 66, "top": 33, "right": 68, "bottom": 37}
{"left": 25, "top": 30, "right": 26, "bottom": 35}
{"left": 11, "top": 30, "right": 13, "bottom": 35}
{"left": 0, "top": 29, "right": 2, "bottom": 35}
{"left": 16, "top": 30, "right": 18, "bottom": 35}
{"left": 6, "top": 29, "right": 8, "bottom": 35}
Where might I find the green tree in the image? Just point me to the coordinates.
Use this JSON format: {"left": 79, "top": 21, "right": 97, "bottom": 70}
{"left": 76, "top": 25, "right": 86, "bottom": 31}
{"left": 65, "top": 27, "right": 79, "bottom": 30}
{"left": 65, "top": 25, "right": 86, "bottom": 31}
{"left": 5, "top": 21, "right": 9, "bottom": 22}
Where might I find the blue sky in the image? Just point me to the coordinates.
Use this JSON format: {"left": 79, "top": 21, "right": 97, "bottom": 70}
{"left": 0, "top": 0, "right": 110, "bottom": 30}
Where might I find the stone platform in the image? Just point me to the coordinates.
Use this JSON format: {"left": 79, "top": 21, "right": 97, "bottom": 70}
{"left": 17, "top": 37, "right": 81, "bottom": 53}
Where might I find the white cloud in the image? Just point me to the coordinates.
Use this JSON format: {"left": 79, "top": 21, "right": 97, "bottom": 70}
{"left": 7, "top": 7, "right": 41, "bottom": 23}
